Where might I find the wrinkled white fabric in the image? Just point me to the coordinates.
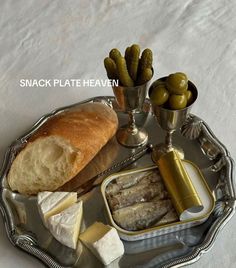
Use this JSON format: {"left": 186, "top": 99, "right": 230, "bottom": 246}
{"left": 0, "top": 0, "right": 236, "bottom": 267}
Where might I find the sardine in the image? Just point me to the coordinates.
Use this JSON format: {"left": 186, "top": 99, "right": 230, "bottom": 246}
{"left": 153, "top": 208, "right": 179, "bottom": 226}
{"left": 106, "top": 169, "right": 161, "bottom": 196}
{"left": 107, "top": 182, "right": 166, "bottom": 211}
{"left": 112, "top": 199, "right": 173, "bottom": 231}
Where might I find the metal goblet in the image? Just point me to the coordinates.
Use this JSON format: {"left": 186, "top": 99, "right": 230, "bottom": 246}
{"left": 149, "top": 77, "right": 198, "bottom": 161}
{"left": 112, "top": 82, "right": 149, "bottom": 147}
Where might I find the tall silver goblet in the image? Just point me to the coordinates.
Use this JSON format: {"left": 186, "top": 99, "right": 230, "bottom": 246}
{"left": 112, "top": 83, "right": 149, "bottom": 147}
{"left": 149, "top": 77, "right": 198, "bottom": 161}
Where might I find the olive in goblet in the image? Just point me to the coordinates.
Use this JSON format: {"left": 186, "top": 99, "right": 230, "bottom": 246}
{"left": 149, "top": 76, "right": 198, "bottom": 161}
{"left": 112, "top": 82, "right": 149, "bottom": 147}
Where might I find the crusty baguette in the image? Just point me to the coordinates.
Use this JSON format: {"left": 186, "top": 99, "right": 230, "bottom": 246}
{"left": 7, "top": 103, "right": 118, "bottom": 195}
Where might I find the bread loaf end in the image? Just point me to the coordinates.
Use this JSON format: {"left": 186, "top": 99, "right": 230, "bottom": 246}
{"left": 8, "top": 136, "right": 82, "bottom": 195}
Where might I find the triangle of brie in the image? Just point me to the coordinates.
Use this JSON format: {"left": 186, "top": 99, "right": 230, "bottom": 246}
{"left": 37, "top": 191, "right": 77, "bottom": 227}
{"left": 48, "top": 201, "right": 83, "bottom": 249}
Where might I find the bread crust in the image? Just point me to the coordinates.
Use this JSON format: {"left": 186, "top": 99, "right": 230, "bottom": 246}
{"left": 30, "top": 102, "right": 118, "bottom": 175}
{"left": 7, "top": 102, "right": 118, "bottom": 195}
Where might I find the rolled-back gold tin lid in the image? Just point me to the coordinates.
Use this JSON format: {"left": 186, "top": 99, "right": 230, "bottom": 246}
{"left": 157, "top": 150, "right": 203, "bottom": 221}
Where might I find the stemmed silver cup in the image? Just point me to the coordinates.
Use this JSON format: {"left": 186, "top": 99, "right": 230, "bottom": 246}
{"left": 149, "top": 77, "right": 198, "bottom": 161}
{"left": 112, "top": 82, "right": 149, "bottom": 147}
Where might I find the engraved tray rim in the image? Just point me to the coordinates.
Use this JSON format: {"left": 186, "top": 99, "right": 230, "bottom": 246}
{"left": 0, "top": 96, "right": 235, "bottom": 268}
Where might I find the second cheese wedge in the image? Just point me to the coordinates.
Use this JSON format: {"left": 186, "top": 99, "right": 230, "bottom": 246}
{"left": 48, "top": 201, "right": 83, "bottom": 249}
{"left": 79, "top": 222, "right": 124, "bottom": 265}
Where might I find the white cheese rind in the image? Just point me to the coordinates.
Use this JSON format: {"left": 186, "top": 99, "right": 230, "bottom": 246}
{"left": 79, "top": 222, "right": 124, "bottom": 265}
{"left": 48, "top": 201, "right": 83, "bottom": 249}
{"left": 37, "top": 191, "right": 77, "bottom": 227}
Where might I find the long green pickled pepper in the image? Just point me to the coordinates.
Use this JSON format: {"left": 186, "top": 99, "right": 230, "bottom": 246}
{"left": 116, "top": 56, "right": 134, "bottom": 87}
{"left": 128, "top": 44, "right": 140, "bottom": 81}
{"left": 104, "top": 57, "right": 117, "bottom": 80}
{"left": 137, "top": 68, "right": 153, "bottom": 85}
{"left": 139, "top": 48, "right": 153, "bottom": 71}
{"left": 109, "top": 48, "right": 122, "bottom": 63}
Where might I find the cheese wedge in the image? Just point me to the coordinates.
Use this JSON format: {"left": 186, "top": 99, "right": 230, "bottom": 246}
{"left": 37, "top": 191, "right": 77, "bottom": 227}
{"left": 79, "top": 222, "right": 124, "bottom": 265}
{"left": 48, "top": 201, "right": 83, "bottom": 249}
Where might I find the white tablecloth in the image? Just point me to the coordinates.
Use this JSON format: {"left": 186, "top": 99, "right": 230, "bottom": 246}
{"left": 1, "top": 0, "right": 236, "bottom": 267}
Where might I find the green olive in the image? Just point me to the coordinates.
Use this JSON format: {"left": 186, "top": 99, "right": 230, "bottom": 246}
{"left": 150, "top": 84, "right": 169, "bottom": 106}
{"left": 166, "top": 72, "right": 188, "bottom": 94}
{"left": 169, "top": 94, "right": 187, "bottom": 110}
{"left": 153, "top": 80, "right": 166, "bottom": 88}
{"left": 185, "top": 90, "right": 193, "bottom": 105}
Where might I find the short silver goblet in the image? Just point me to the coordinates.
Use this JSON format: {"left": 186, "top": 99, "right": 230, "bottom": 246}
{"left": 112, "top": 82, "right": 149, "bottom": 147}
{"left": 149, "top": 77, "right": 198, "bottom": 161}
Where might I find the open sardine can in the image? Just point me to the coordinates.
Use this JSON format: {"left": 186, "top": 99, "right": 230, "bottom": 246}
{"left": 101, "top": 161, "right": 215, "bottom": 241}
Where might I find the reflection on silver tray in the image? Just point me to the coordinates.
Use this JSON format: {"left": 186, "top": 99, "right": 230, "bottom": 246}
{"left": 0, "top": 96, "right": 235, "bottom": 268}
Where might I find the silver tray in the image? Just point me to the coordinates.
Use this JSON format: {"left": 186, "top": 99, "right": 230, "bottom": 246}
{"left": 0, "top": 96, "right": 235, "bottom": 268}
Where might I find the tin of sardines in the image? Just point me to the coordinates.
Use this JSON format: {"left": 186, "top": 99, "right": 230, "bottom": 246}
{"left": 101, "top": 162, "right": 215, "bottom": 241}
